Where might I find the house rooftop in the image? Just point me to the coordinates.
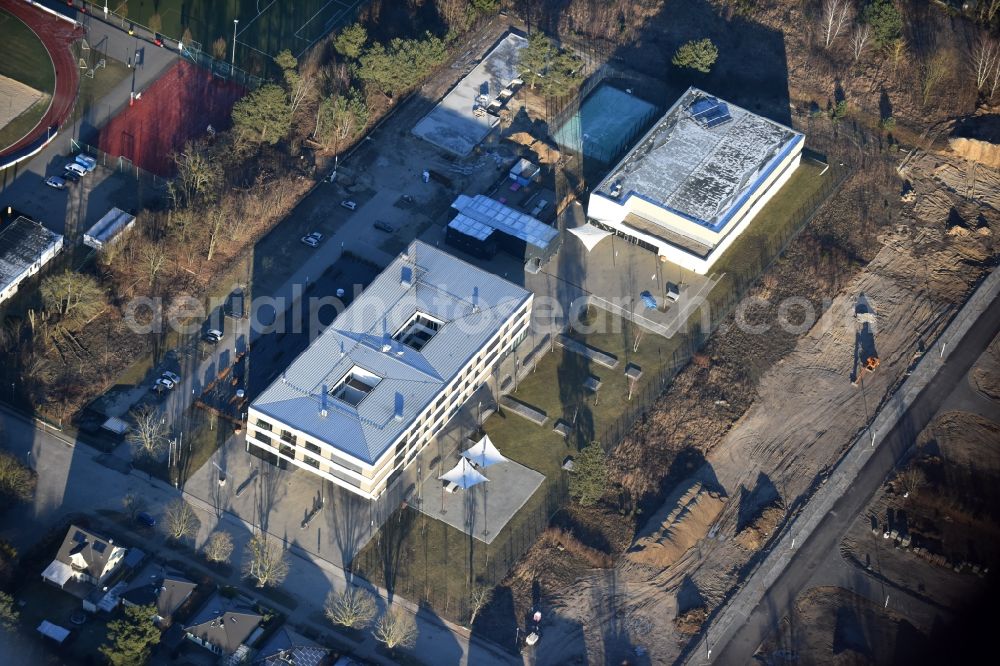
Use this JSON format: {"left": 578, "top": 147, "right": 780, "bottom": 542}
{"left": 251, "top": 240, "right": 532, "bottom": 465}
{"left": 594, "top": 87, "right": 803, "bottom": 233}
{"left": 0, "top": 216, "right": 63, "bottom": 292}
{"left": 51, "top": 524, "right": 120, "bottom": 580}
{"left": 184, "top": 592, "right": 261, "bottom": 655}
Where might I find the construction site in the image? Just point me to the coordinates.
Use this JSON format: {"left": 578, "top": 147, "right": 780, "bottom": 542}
{"left": 460, "top": 3, "right": 1000, "bottom": 660}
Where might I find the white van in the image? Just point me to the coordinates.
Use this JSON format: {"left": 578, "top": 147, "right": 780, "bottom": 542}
{"left": 65, "top": 162, "right": 87, "bottom": 177}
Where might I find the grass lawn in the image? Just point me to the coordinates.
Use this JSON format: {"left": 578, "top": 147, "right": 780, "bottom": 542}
{"left": 0, "top": 8, "right": 55, "bottom": 152}
{"left": 351, "top": 308, "right": 686, "bottom": 622}
{"left": 15, "top": 579, "right": 112, "bottom": 662}
{"left": 0, "top": 9, "right": 55, "bottom": 93}
{"left": 70, "top": 49, "right": 131, "bottom": 126}
{"left": 0, "top": 94, "right": 50, "bottom": 152}
{"left": 707, "top": 159, "right": 835, "bottom": 317}
{"left": 350, "top": 159, "right": 841, "bottom": 624}
{"left": 108, "top": 0, "right": 364, "bottom": 67}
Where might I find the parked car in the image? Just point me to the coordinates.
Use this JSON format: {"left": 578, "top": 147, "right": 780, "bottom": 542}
{"left": 74, "top": 154, "right": 97, "bottom": 172}
{"left": 44, "top": 176, "right": 66, "bottom": 190}
{"left": 136, "top": 512, "right": 156, "bottom": 527}
{"left": 153, "top": 33, "right": 165, "bottom": 47}
{"left": 300, "top": 231, "right": 322, "bottom": 248}
{"left": 374, "top": 220, "right": 394, "bottom": 233}
{"left": 202, "top": 329, "right": 223, "bottom": 343}
{"left": 61, "top": 169, "right": 80, "bottom": 183}
{"left": 64, "top": 162, "right": 87, "bottom": 177}
{"left": 224, "top": 288, "right": 245, "bottom": 319}
{"left": 161, "top": 371, "right": 181, "bottom": 384}
{"left": 155, "top": 377, "right": 175, "bottom": 390}
{"left": 340, "top": 200, "right": 357, "bottom": 210}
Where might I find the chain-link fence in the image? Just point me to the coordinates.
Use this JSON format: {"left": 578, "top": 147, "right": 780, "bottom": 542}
{"left": 70, "top": 1, "right": 263, "bottom": 88}
{"left": 70, "top": 138, "right": 168, "bottom": 188}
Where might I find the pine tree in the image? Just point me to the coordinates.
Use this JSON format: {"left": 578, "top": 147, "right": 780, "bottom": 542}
{"left": 100, "top": 603, "right": 161, "bottom": 666}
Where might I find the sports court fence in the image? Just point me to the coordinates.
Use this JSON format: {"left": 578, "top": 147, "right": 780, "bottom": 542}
{"left": 70, "top": 138, "right": 169, "bottom": 188}
{"left": 70, "top": 1, "right": 263, "bottom": 88}
{"left": 347, "top": 160, "right": 846, "bottom": 633}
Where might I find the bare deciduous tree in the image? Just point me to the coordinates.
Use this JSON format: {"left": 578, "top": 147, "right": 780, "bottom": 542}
{"left": 122, "top": 491, "right": 147, "bottom": 521}
{"left": 203, "top": 531, "right": 234, "bottom": 563}
{"left": 162, "top": 499, "right": 198, "bottom": 541}
{"left": 922, "top": 48, "right": 954, "bottom": 106}
{"left": 0, "top": 451, "right": 35, "bottom": 507}
{"left": 243, "top": 533, "right": 288, "bottom": 587}
{"left": 468, "top": 584, "right": 493, "bottom": 626}
{"left": 324, "top": 588, "right": 377, "bottom": 629}
{"left": 970, "top": 36, "right": 999, "bottom": 92}
{"left": 127, "top": 406, "right": 169, "bottom": 460}
{"left": 897, "top": 467, "right": 925, "bottom": 498}
{"left": 980, "top": 0, "right": 1000, "bottom": 25}
{"left": 139, "top": 241, "right": 167, "bottom": 288}
{"left": 851, "top": 23, "right": 871, "bottom": 60}
{"left": 821, "top": 0, "right": 851, "bottom": 49}
{"left": 373, "top": 607, "right": 417, "bottom": 650}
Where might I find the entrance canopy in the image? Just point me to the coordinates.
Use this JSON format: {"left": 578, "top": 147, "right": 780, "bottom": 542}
{"left": 41, "top": 560, "right": 74, "bottom": 587}
{"left": 462, "top": 434, "right": 508, "bottom": 468}
{"left": 568, "top": 223, "right": 611, "bottom": 251}
{"left": 439, "top": 457, "right": 488, "bottom": 490}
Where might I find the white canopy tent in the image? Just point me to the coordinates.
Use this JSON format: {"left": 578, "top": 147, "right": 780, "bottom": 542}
{"left": 462, "top": 434, "right": 508, "bottom": 468}
{"left": 568, "top": 223, "right": 611, "bottom": 252}
{"left": 438, "top": 457, "right": 488, "bottom": 490}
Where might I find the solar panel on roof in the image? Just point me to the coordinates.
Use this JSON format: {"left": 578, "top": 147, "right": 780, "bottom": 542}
{"left": 93, "top": 542, "right": 107, "bottom": 553}
{"left": 73, "top": 531, "right": 86, "bottom": 543}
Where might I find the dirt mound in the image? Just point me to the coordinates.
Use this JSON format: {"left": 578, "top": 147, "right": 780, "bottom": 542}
{"left": 948, "top": 136, "right": 1000, "bottom": 169}
{"left": 734, "top": 506, "right": 785, "bottom": 552}
{"left": 626, "top": 482, "right": 725, "bottom": 569}
{"left": 506, "top": 131, "right": 561, "bottom": 164}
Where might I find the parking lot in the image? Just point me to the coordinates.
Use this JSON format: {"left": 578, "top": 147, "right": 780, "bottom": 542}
{"left": 1, "top": 154, "right": 158, "bottom": 239}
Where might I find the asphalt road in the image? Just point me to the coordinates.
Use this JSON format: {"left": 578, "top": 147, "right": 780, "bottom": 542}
{"left": 712, "top": 287, "right": 1000, "bottom": 664}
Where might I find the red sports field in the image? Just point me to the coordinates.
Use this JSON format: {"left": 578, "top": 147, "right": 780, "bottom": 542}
{"left": 97, "top": 60, "right": 246, "bottom": 177}
{"left": 0, "top": 0, "right": 82, "bottom": 162}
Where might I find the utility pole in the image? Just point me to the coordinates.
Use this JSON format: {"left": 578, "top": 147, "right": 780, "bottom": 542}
{"left": 231, "top": 19, "right": 239, "bottom": 76}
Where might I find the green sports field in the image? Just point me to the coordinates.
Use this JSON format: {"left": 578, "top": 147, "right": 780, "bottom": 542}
{"left": 108, "top": 0, "right": 365, "bottom": 69}
{"left": 0, "top": 8, "right": 55, "bottom": 150}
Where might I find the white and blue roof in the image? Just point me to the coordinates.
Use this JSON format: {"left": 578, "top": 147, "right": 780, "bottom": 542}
{"left": 594, "top": 87, "right": 803, "bottom": 233}
{"left": 251, "top": 241, "right": 531, "bottom": 466}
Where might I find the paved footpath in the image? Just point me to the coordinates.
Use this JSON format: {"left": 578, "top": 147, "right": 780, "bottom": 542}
{"left": 0, "top": 402, "right": 520, "bottom": 665}
{"left": 688, "top": 267, "right": 1000, "bottom": 665}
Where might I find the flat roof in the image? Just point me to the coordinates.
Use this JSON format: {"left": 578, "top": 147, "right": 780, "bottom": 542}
{"left": 84, "top": 207, "right": 135, "bottom": 246}
{"left": 0, "top": 216, "right": 63, "bottom": 291}
{"left": 251, "top": 241, "right": 532, "bottom": 466}
{"left": 412, "top": 32, "right": 527, "bottom": 156}
{"left": 449, "top": 194, "right": 558, "bottom": 248}
{"left": 595, "top": 87, "right": 803, "bottom": 233}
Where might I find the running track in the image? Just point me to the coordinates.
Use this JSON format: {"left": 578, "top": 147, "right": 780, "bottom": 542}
{"left": 0, "top": 0, "right": 82, "bottom": 161}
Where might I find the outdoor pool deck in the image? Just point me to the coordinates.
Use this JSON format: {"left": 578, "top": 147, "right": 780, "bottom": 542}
{"left": 415, "top": 456, "right": 545, "bottom": 545}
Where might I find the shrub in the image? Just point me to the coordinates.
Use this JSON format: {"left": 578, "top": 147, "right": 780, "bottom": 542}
{"left": 672, "top": 38, "right": 719, "bottom": 73}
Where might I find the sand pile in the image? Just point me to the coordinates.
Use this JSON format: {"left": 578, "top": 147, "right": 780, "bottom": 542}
{"left": 627, "top": 482, "right": 725, "bottom": 569}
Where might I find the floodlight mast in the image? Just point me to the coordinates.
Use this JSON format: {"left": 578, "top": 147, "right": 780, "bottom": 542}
{"left": 231, "top": 19, "right": 239, "bottom": 75}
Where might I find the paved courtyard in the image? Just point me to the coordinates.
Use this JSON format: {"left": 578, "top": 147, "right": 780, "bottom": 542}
{"left": 416, "top": 453, "right": 545, "bottom": 544}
